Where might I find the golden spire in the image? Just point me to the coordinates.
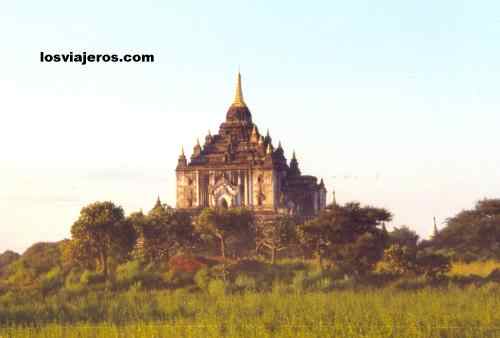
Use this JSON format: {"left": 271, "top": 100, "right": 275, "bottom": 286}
{"left": 232, "top": 72, "right": 247, "bottom": 107}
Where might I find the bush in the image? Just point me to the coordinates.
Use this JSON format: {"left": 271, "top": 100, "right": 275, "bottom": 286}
{"left": 207, "top": 279, "right": 226, "bottom": 296}
{"left": 377, "top": 244, "right": 417, "bottom": 275}
{"left": 291, "top": 271, "right": 308, "bottom": 293}
{"left": 389, "top": 276, "right": 428, "bottom": 290}
{"left": 39, "top": 266, "right": 64, "bottom": 294}
{"left": 416, "top": 253, "right": 451, "bottom": 279}
{"left": 194, "top": 268, "right": 211, "bottom": 292}
{"left": 115, "top": 260, "right": 142, "bottom": 286}
{"left": 163, "top": 270, "right": 195, "bottom": 288}
{"left": 487, "top": 268, "right": 500, "bottom": 282}
{"left": 80, "top": 270, "right": 104, "bottom": 286}
{"left": 234, "top": 274, "right": 257, "bottom": 292}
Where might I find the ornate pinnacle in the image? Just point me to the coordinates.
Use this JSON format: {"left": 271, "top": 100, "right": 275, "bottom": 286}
{"left": 232, "top": 72, "right": 246, "bottom": 107}
{"left": 266, "top": 143, "right": 273, "bottom": 155}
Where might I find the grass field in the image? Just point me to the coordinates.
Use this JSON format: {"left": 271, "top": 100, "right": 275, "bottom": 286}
{"left": 1, "top": 259, "right": 499, "bottom": 338}
{"left": 1, "top": 285, "right": 500, "bottom": 338}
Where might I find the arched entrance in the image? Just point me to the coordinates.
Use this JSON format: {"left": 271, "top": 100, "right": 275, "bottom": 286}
{"left": 220, "top": 198, "right": 229, "bottom": 209}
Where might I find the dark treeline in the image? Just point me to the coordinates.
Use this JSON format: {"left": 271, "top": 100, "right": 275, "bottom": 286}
{"left": 1, "top": 198, "right": 500, "bottom": 296}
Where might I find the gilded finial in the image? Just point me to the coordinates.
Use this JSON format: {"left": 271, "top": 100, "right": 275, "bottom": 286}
{"left": 232, "top": 72, "right": 246, "bottom": 107}
{"left": 181, "top": 145, "right": 185, "bottom": 156}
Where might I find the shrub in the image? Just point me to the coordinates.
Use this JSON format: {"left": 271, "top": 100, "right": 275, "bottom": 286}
{"left": 115, "top": 260, "right": 142, "bottom": 286}
{"left": 487, "top": 268, "right": 500, "bottom": 282}
{"left": 416, "top": 253, "right": 451, "bottom": 279}
{"left": 39, "top": 266, "right": 64, "bottom": 294}
{"left": 234, "top": 274, "right": 257, "bottom": 292}
{"left": 389, "top": 276, "right": 428, "bottom": 290}
{"left": 163, "top": 270, "right": 195, "bottom": 288}
{"left": 80, "top": 270, "right": 104, "bottom": 286}
{"left": 207, "top": 279, "right": 226, "bottom": 296}
{"left": 377, "top": 244, "right": 417, "bottom": 275}
{"left": 194, "top": 267, "right": 211, "bottom": 291}
{"left": 291, "top": 271, "right": 308, "bottom": 293}
{"left": 168, "top": 255, "right": 211, "bottom": 274}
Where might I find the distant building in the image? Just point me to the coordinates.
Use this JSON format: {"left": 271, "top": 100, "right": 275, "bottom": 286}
{"left": 176, "top": 73, "right": 327, "bottom": 219}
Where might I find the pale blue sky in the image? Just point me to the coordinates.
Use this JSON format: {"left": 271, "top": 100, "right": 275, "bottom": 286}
{"left": 1, "top": 1, "right": 499, "bottom": 253}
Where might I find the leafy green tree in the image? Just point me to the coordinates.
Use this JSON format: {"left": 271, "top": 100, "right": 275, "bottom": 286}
{"left": 298, "top": 202, "right": 392, "bottom": 273}
{"left": 429, "top": 199, "right": 500, "bottom": 261}
{"left": 130, "top": 200, "right": 194, "bottom": 263}
{"left": 195, "top": 208, "right": 254, "bottom": 259}
{"left": 415, "top": 253, "right": 451, "bottom": 279}
{"left": 297, "top": 218, "right": 331, "bottom": 268}
{"left": 257, "top": 215, "right": 298, "bottom": 263}
{"left": 70, "top": 201, "right": 136, "bottom": 279}
{"left": 390, "top": 226, "right": 419, "bottom": 251}
{"left": 0, "top": 250, "right": 20, "bottom": 277}
{"left": 378, "top": 244, "right": 417, "bottom": 275}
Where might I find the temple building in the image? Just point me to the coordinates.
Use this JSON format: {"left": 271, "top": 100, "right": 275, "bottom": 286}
{"left": 176, "top": 73, "right": 327, "bottom": 219}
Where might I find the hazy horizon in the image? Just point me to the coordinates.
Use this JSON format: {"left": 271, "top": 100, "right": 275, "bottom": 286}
{"left": 1, "top": 0, "right": 500, "bottom": 254}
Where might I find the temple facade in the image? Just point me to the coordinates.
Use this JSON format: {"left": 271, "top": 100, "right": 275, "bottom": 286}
{"left": 176, "top": 73, "right": 327, "bottom": 218}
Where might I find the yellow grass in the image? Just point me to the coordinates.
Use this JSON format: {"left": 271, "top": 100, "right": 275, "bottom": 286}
{"left": 449, "top": 260, "right": 500, "bottom": 277}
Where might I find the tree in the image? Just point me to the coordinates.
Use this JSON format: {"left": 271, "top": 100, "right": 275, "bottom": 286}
{"left": 0, "top": 251, "right": 20, "bottom": 277}
{"left": 429, "top": 198, "right": 500, "bottom": 261}
{"left": 378, "top": 244, "right": 417, "bottom": 275}
{"left": 297, "top": 218, "right": 331, "bottom": 268}
{"left": 257, "top": 215, "right": 298, "bottom": 263}
{"left": 130, "top": 200, "right": 194, "bottom": 263}
{"left": 415, "top": 253, "right": 451, "bottom": 279}
{"left": 70, "top": 201, "right": 136, "bottom": 279}
{"left": 195, "top": 208, "right": 254, "bottom": 259}
{"left": 389, "top": 226, "right": 419, "bottom": 256}
{"left": 298, "top": 202, "right": 392, "bottom": 273}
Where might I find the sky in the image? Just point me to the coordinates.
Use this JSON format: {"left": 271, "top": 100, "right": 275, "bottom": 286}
{"left": 1, "top": 0, "right": 499, "bottom": 254}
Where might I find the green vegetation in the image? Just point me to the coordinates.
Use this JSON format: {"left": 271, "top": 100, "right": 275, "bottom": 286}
{"left": 1, "top": 198, "right": 500, "bottom": 337}
{"left": 0, "top": 263, "right": 500, "bottom": 337}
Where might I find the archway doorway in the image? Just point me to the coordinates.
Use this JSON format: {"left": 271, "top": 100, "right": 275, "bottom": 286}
{"left": 219, "top": 197, "right": 229, "bottom": 209}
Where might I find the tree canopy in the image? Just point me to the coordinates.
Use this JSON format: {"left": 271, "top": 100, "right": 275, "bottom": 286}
{"left": 298, "top": 202, "right": 392, "bottom": 273}
{"left": 130, "top": 200, "right": 194, "bottom": 262}
{"left": 429, "top": 199, "right": 500, "bottom": 261}
{"left": 70, "top": 201, "right": 136, "bottom": 279}
{"left": 195, "top": 208, "right": 254, "bottom": 259}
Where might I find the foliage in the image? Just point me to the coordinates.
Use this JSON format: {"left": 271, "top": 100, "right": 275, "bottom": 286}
{"left": 389, "top": 226, "right": 419, "bottom": 254}
{"left": 130, "top": 202, "right": 195, "bottom": 263}
{"left": 1, "top": 287, "right": 500, "bottom": 337}
{"left": 256, "top": 215, "right": 298, "bottom": 263}
{"left": 195, "top": 208, "right": 254, "bottom": 258}
{"left": 298, "top": 202, "right": 391, "bottom": 273}
{"left": 415, "top": 253, "right": 451, "bottom": 279}
{"left": 0, "top": 250, "right": 20, "bottom": 277}
{"left": 448, "top": 260, "right": 500, "bottom": 277}
{"left": 428, "top": 198, "right": 500, "bottom": 261}
{"left": 39, "top": 267, "right": 64, "bottom": 294}
{"left": 377, "top": 244, "right": 418, "bottom": 275}
{"left": 193, "top": 267, "right": 211, "bottom": 291}
{"left": 70, "top": 201, "right": 136, "bottom": 279}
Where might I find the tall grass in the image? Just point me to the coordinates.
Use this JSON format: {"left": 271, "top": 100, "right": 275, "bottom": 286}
{"left": 1, "top": 286, "right": 500, "bottom": 337}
